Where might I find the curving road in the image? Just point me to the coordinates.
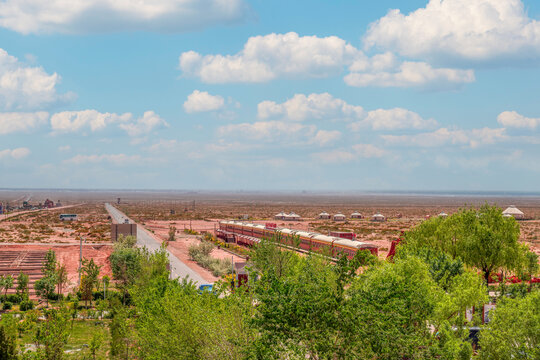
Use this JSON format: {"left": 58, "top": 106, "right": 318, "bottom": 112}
{"left": 105, "top": 203, "right": 208, "bottom": 286}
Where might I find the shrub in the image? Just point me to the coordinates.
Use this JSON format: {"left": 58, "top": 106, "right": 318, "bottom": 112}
{"left": 3, "top": 301, "right": 13, "bottom": 310}
{"left": 19, "top": 300, "right": 35, "bottom": 311}
{"left": 5, "top": 294, "right": 20, "bottom": 304}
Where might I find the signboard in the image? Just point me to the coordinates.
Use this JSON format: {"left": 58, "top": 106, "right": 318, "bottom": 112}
{"left": 265, "top": 223, "right": 277, "bottom": 229}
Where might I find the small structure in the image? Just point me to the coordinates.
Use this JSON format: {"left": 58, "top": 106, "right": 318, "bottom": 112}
{"left": 55, "top": 200, "right": 62, "bottom": 207}
{"left": 111, "top": 223, "right": 137, "bottom": 241}
{"left": 371, "top": 213, "right": 386, "bottom": 222}
{"left": 333, "top": 213, "right": 346, "bottom": 221}
{"left": 438, "top": 212, "right": 448, "bottom": 218}
{"left": 274, "top": 212, "right": 286, "bottom": 220}
{"left": 502, "top": 205, "right": 525, "bottom": 220}
{"left": 44, "top": 199, "right": 54, "bottom": 208}
{"left": 285, "top": 212, "right": 301, "bottom": 221}
{"left": 318, "top": 211, "right": 331, "bottom": 220}
{"left": 350, "top": 212, "right": 363, "bottom": 219}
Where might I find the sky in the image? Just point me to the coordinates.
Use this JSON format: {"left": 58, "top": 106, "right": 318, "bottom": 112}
{"left": 0, "top": 0, "right": 539, "bottom": 191}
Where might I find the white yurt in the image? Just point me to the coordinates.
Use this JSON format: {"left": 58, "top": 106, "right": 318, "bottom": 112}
{"left": 274, "top": 212, "right": 286, "bottom": 220}
{"left": 286, "top": 212, "right": 301, "bottom": 221}
{"left": 502, "top": 205, "right": 525, "bottom": 220}
{"left": 318, "top": 211, "right": 331, "bottom": 219}
{"left": 438, "top": 212, "right": 448, "bottom": 218}
{"left": 333, "top": 213, "right": 346, "bottom": 221}
{"left": 351, "top": 211, "right": 363, "bottom": 219}
{"left": 371, "top": 213, "right": 386, "bottom": 222}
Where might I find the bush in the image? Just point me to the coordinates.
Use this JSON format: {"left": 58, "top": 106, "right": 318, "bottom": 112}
{"left": 188, "top": 241, "right": 232, "bottom": 277}
{"left": 47, "top": 293, "right": 64, "bottom": 301}
{"left": 3, "top": 294, "right": 21, "bottom": 304}
{"left": 19, "top": 300, "right": 34, "bottom": 311}
{"left": 2, "top": 301, "right": 13, "bottom": 310}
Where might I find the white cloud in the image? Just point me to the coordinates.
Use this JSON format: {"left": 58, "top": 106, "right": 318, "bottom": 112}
{"left": 497, "top": 111, "right": 540, "bottom": 129}
{"left": 0, "top": 49, "right": 74, "bottom": 110}
{"left": 146, "top": 139, "right": 178, "bottom": 153}
{"left": 64, "top": 153, "right": 143, "bottom": 165}
{"left": 313, "top": 143, "right": 386, "bottom": 163}
{"left": 351, "top": 143, "right": 386, "bottom": 158}
{"left": 183, "top": 90, "right": 225, "bottom": 113}
{"left": 258, "top": 93, "right": 435, "bottom": 131}
{"left": 364, "top": 0, "right": 540, "bottom": 64}
{"left": 0, "top": 147, "right": 30, "bottom": 160}
{"left": 0, "top": 111, "right": 48, "bottom": 134}
{"left": 218, "top": 120, "right": 313, "bottom": 140}
{"left": 345, "top": 61, "right": 475, "bottom": 90}
{"left": 0, "top": 0, "right": 249, "bottom": 35}
{"left": 258, "top": 93, "right": 364, "bottom": 121}
{"left": 50, "top": 110, "right": 167, "bottom": 136}
{"left": 118, "top": 111, "right": 168, "bottom": 137}
{"left": 353, "top": 108, "right": 438, "bottom": 131}
{"left": 179, "top": 32, "right": 360, "bottom": 83}
{"left": 382, "top": 127, "right": 507, "bottom": 148}
{"left": 310, "top": 130, "right": 341, "bottom": 146}
{"left": 58, "top": 145, "right": 71, "bottom": 152}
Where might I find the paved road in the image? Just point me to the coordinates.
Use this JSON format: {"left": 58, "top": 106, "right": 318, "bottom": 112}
{"left": 105, "top": 203, "right": 208, "bottom": 286}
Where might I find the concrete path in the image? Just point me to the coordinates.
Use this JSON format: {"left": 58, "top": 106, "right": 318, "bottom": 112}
{"left": 105, "top": 203, "right": 208, "bottom": 286}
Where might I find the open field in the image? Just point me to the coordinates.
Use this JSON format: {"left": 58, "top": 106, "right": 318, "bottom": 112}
{"left": 0, "top": 203, "right": 111, "bottom": 244}
{"left": 0, "top": 190, "right": 538, "bottom": 285}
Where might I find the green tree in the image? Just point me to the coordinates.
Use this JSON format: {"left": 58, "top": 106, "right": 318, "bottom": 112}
{"left": 109, "top": 300, "right": 133, "bottom": 359}
{"left": 403, "top": 204, "right": 528, "bottom": 284}
{"left": 89, "top": 329, "right": 105, "bottom": 360}
{"left": 34, "top": 276, "right": 56, "bottom": 307}
{"left": 478, "top": 291, "right": 540, "bottom": 359}
{"left": 2, "top": 274, "right": 14, "bottom": 297}
{"left": 79, "top": 258, "right": 101, "bottom": 307}
{"left": 343, "top": 257, "right": 442, "bottom": 360}
{"left": 0, "top": 317, "right": 18, "bottom": 360}
{"left": 34, "top": 306, "right": 70, "bottom": 360}
{"left": 16, "top": 272, "right": 29, "bottom": 299}
{"left": 55, "top": 264, "right": 68, "bottom": 296}
{"left": 110, "top": 236, "right": 141, "bottom": 302}
{"left": 43, "top": 250, "right": 57, "bottom": 276}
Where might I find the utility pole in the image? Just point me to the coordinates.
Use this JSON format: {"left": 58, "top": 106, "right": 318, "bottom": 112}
{"left": 78, "top": 237, "right": 84, "bottom": 287}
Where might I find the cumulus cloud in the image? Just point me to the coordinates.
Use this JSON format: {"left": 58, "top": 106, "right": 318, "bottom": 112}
{"left": 382, "top": 127, "right": 507, "bottom": 148}
{"left": 218, "top": 120, "right": 313, "bottom": 140}
{"left": 0, "top": 49, "right": 74, "bottom": 110}
{"left": 118, "top": 111, "right": 168, "bottom": 137}
{"left": 0, "top": 112, "right": 49, "bottom": 134}
{"left": 50, "top": 110, "right": 167, "bottom": 136}
{"left": 0, "top": 147, "right": 30, "bottom": 160}
{"left": 258, "top": 93, "right": 364, "bottom": 121}
{"left": 217, "top": 120, "right": 340, "bottom": 147}
{"left": 364, "top": 0, "right": 540, "bottom": 64}
{"left": 345, "top": 61, "right": 475, "bottom": 90}
{"left": 64, "top": 153, "right": 143, "bottom": 165}
{"left": 353, "top": 108, "right": 438, "bottom": 131}
{"left": 497, "top": 111, "right": 540, "bottom": 129}
{"left": 0, "top": 0, "right": 249, "bottom": 34}
{"left": 183, "top": 90, "right": 225, "bottom": 113}
{"left": 313, "top": 143, "right": 386, "bottom": 163}
{"left": 258, "top": 93, "right": 435, "bottom": 131}
{"left": 179, "top": 32, "right": 360, "bottom": 83}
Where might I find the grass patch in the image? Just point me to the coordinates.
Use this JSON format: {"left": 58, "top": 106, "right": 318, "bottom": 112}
{"left": 188, "top": 241, "right": 232, "bottom": 277}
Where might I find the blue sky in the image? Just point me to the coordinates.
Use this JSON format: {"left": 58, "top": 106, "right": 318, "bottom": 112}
{"left": 0, "top": 0, "right": 539, "bottom": 191}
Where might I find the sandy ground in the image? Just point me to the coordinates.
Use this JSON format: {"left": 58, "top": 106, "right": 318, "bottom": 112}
{"left": 0, "top": 244, "right": 112, "bottom": 293}
{"left": 143, "top": 220, "right": 245, "bottom": 283}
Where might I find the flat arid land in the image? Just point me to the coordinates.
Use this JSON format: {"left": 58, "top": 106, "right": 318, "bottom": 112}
{"left": 1, "top": 189, "right": 539, "bottom": 294}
